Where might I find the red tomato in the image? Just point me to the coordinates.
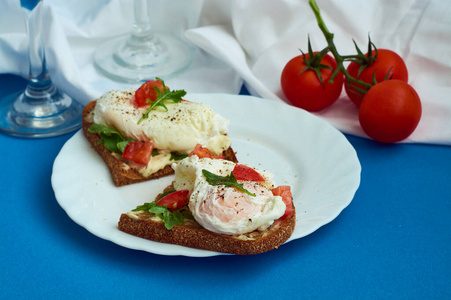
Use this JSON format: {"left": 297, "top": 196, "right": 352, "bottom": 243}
{"left": 188, "top": 144, "right": 225, "bottom": 159}
{"left": 188, "top": 144, "right": 212, "bottom": 159}
{"left": 359, "top": 80, "right": 421, "bottom": 143}
{"left": 281, "top": 52, "right": 344, "bottom": 111}
{"left": 214, "top": 153, "right": 224, "bottom": 159}
{"left": 122, "top": 141, "right": 153, "bottom": 165}
{"left": 232, "top": 164, "right": 265, "bottom": 182}
{"left": 134, "top": 79, "right": 165, "bottom": 107}
{"left": 157, "top": 190, "right": 189, "bottom": 211}
{"left": 272, "top": 186, "right": 294, "bottom": 218}
{"left": 345, "top": 49, "right": 408, "bottom": 106}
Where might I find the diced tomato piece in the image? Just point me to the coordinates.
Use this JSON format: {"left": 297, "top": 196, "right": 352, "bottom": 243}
{"left": 156, "top": 190, "right": 190, "bottom": 211}
{"left": 188, "top": 144, "right": 224, "bottom": 159}
{"left": 232, "top": 164, "right": 265, "bottom": 182}
{"left": 272, "top": 186, "right": 294, "bottom": 217}
{"left": 214, "top": 153, "right": 224, "bottom": 159}
{"left": 134, "top": 79, "right": 166, "bottom": 107}
{"left": 188, "top": 144, "right": 213, "bottom": 159}
{"left": 122, "top": 141, "right": 153, "bottom": 165}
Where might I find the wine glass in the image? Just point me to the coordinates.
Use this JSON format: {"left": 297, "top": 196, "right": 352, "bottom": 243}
{"left": 0, "top": 0, "right": 83, "bottom": 138}
{"left": 94, "top": 0, "right": 192, "bottom": 83}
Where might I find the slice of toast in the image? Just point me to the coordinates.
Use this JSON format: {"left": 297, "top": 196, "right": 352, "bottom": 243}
{"left": 82, "top": 100, "right": 238, "bottom": 186}
{"left": 118, "top": 184, "right": 296, "bottom": 255}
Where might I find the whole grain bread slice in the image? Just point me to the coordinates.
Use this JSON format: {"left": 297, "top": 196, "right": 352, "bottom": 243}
{"left": 82, "top": 100, "right": 238, "bottom": 186}
{"left": 118, "top": 184, "right": 296, "bottom": 255}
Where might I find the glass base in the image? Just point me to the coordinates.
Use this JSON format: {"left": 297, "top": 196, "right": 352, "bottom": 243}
{"left": 0, "top": 89, "right": 83, "bottom": 138}
{"left": 94, "top": 33, "right": 192, "bottom": 83}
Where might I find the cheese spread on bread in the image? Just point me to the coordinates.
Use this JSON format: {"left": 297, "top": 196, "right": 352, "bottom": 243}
{"left": 172, "top": 156, "right": 286, "bottom": 235}
{"left": 92, "top": 89, "right": 231, "bottom": 156}
{"left": 112, "top": 151, "right": 173, "bottom": 177}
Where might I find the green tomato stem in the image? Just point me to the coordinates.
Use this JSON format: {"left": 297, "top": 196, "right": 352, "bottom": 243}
{"left": 308, "top": 0, "right": 373, "bottom": 90}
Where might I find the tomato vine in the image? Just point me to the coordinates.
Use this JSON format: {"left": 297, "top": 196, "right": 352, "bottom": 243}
{"left": 308, "top": 0, "right": 375, "bottom": 93}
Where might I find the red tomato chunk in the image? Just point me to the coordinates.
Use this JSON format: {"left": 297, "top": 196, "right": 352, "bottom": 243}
{"left": 272, "top": 186, "right": 294, "bottom": 217}
{"left": 122, "top": 141, "right": 153, "bottom": 165}
{"left": 233, "top": 164, "right": 265, "bottom": 182}
{"left": 157, "top": 190, "right": 190, "bottom": 211}
{"left": 134, "top": 79, "right": 166, "bottom": 107}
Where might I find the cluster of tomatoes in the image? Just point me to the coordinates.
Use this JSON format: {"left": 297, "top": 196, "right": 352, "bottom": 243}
{"left": 281, "top": 47, "right": 422, "bottom": 144}
{"left": 281, "top": 0, "right": 421, "bottom": 144}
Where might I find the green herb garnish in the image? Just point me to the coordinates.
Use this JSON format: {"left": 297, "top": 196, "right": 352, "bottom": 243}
{"left": 88, "top": 124, "right": 134, "bottom": 153}
{"left": 133, "top": 200, "right": 193, "bottom": 230}
{"left": 138, "top": 77, "right": 187, "bottom": 124}
{"left": 157, "top": 190, "right": 177, "bottom": 200}
{"left": 134, "top": 201, "right": 166, "bottom": 214}
{"left": 170, "top": 152, "right": 188, "bottom": 161}
{"left": 202, "top": 169, "right": 256, "bottom": 197}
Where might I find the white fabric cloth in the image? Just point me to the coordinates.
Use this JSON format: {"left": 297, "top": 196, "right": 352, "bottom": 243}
{"left": 1, "top": 0, "right": 450, "bottom": 144}
{"left": 0, "top": 0, "right": 242, "bottom": 102}
{"left": 187, "top": 0, "right": 451, "bottom": 145}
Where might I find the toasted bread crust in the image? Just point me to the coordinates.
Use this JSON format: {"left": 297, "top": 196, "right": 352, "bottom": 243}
{"left": 82, "top": 100, "right": 238, "bottom": 186}
{"left": 118, "top": 184, "right": 296, "bottom": 255}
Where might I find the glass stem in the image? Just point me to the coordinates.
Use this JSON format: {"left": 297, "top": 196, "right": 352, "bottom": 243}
{"left": 25, "top": 1, "right": 55, "bottom": 98}
{"left": 116, "top": 0, "right": 165, "bottom": 66}
{"left": 132, "top": 0, "right": 153, "bottom": 40}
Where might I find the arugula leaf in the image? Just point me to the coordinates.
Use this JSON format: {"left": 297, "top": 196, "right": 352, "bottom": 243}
{"left": 202, "top": 169, "right": 256, "bottom": 197}
{"left": 87, "top": 123, "right": 117, "bottom": 135}
{"left": 117, "top": 140, "right": 131, "bottom": 153}
{"left": 88, "top": 124, "right": 134, "bottom": 153}
{"left": 138, "top": 77, "right": 187, "bottom": 124}
{"left": 148, "top": 203, "right": 169, "bottom": 215}
{"left": 152, "top": 149, "right": 159, "bottom": 157}
{"left": 161, "top": 209, "right": 185, "bottom": 230}
{"left": 133, "top": 202, "right": 158, "bottom": 212}
{"left": 170, "top": 152, "right": 188, "bottom": 161}
{"left": 132, "top": 201, "right": 190, "bottom": 230}
{"left": 98, "top": 133, "right": 124, "bottom": 153}
{"left": 157, "top": 190, "right": 177, "bottom": 200}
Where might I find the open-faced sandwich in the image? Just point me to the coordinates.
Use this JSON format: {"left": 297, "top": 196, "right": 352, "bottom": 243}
{"left": 82, "top": 79, "right": 237, "bottom": 186}
{"left": 118, "top": 155, "right": 295, "bottom": 255}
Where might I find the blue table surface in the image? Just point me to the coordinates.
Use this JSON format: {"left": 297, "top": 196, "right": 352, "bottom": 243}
{"left": 1, "top": 74, "right": 450, "bottom": 299}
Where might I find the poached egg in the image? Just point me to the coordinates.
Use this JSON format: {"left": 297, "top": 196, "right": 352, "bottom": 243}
{"left": 172, "top": 156, "right": 286, "bottom": 235}
{"left": 92, "top": 89, "right": 231, "bottom": 156}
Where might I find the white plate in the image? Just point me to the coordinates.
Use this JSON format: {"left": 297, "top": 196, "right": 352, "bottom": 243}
{"left": 52, "top": 94, "right": 361, "bottom": 257}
